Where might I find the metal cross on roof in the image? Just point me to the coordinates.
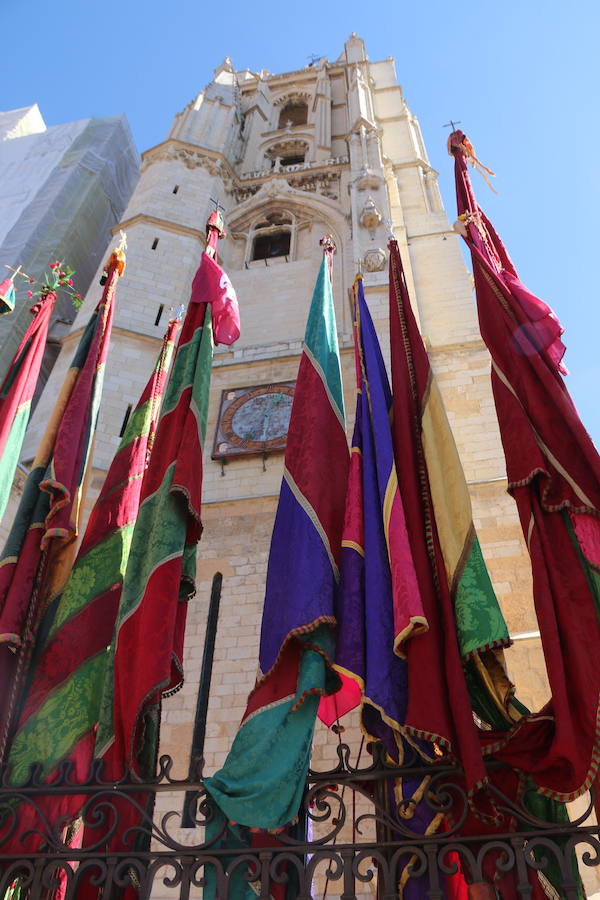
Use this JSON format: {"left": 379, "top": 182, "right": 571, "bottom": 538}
{"left": 443, "top": 120, "right": 462, "bottom": 131}
{"left": 209, "top": 198, "right": 226, "bottom": 213}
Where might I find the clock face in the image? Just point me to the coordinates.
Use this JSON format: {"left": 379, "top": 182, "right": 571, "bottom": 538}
{"left": 212, "top": 382, "right": 295, "bottom": 459}
{"left": 231, "top": 392, "right": 293, "bottom": 443}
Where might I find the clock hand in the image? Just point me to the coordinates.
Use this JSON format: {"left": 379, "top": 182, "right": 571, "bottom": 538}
{"left": 260, "top": 413, "right": 270, "bottom": 442}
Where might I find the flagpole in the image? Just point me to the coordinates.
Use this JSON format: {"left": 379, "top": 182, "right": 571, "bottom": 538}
{"left": 182, "top": 571, "right": 223, "bottom": 827}
{"left": 0, "top": 552, "right": 49, "bottom": 763}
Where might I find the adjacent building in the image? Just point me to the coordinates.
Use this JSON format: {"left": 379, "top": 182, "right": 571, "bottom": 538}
{"left": 0, "top": 103, "right": 139, "bottom": 388}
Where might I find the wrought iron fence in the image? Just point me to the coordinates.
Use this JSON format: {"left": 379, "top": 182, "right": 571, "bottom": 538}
{"left": 0, "top": 743, "right": 598, "bottom": 899}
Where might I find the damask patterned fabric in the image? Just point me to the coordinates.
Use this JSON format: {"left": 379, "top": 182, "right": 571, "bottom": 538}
{"left": 388, "top": 239, "right": 517, "bottom": 796}
{"left": 450, "top": 130, "right": 600, "bottom": 802}
{"left": 95, "top": 247, "right": 236, "bottom": 777}
{"left": 0, "top": 291, "right": 56, "bottom": 523}
{"left": 6, "top": 319, "right": 178, "bottom": 790}
{"left": 0, "top": 254, "right": 122, "bottom": 763}
{"left": 325, "top": 277, "right": 438, "bottom": 900}
{"left": 205, "top": 247, "right": 348, "bottom": 847}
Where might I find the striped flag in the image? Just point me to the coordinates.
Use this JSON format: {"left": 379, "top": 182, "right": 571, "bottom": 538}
{"left": 323, "top": 276, "right": 439, "bottom": 899}
{"left": 388, "top": 239, "right": 518, "bottom": 792}
{"left": 0, "top": 248, "right": 124, "bottom": 761}
{"left": 0, "top": 291, "right": 56, "bottom": 523}
{"left": 5, "top": 317, "right": 179, "bottom": 792}
{"left": 95, "top": 220, "right": 239, "bottom": 785}
{"left": 205, "top": 237, "right": 348, "bottom": 833}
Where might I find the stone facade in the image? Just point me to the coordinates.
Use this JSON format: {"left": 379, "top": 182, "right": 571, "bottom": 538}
{"left": 15, "top": 33, "right": 570, "bottom": 893}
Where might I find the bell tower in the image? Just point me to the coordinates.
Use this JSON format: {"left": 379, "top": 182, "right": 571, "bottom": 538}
{"left": 21, "top": 34, "right": 544, "bottom": 806}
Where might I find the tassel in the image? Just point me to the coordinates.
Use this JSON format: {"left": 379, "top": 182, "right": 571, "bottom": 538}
{"left": 448, "top": 132, "right": 497, "bottom": 193}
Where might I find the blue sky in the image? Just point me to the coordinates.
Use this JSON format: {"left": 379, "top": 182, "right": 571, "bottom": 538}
{"left": 3, "top": 0, "right": 599, "bottom": 442}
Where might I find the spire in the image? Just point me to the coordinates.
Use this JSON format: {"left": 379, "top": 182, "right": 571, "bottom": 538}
{"left": 213, "top": 56, "right": 235, "bottom": 84}
{"left": 344, "top": 33, "right": 367, "bottom": 63}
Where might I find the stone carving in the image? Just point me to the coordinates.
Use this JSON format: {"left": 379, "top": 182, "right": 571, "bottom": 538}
{"left": 355, "top": 168, "right": 382, "bottom": 191}
{"left": 232, "top": 184, "right": 261, "bottom": 204}
{"left": 363, "top": 248, "right": 387, "bottom": 272}
{"left": 142, "top": 144, "right": 222, "bottom": 176}
{"left": 360, "top": 196, "right": 382, "bottom": 233}
{"left": 287, "top": 171, "right": 340, "bottom": 201}
{"left": 273, "top": 91, "right": 311, "bottom": 107}
{"left": 239, "top": 156, "right": 348, "bottom": 181}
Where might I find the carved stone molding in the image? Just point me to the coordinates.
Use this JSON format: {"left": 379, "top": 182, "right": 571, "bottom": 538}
{"left": 239, "top": 156, "right": 348, "bottom": 182}
{"left": 287, "top": 170, "right": 340, "bottom": 201}
{"left": 230, "top": 170, "right": 340, "bottom": 204}
{"left": 354, "top": 168, "right": 383, "bottom": 191}
{"left": 273, "top": 90, "right": 312, "bottom": 107}
{"left": 142, "top": 143, "right": 223, "bottom": 176}
{"left": 232, "top": 183, "right": 261, "bottom": 203}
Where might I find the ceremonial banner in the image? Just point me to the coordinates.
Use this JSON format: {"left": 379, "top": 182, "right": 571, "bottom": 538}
{"left": 0, "top": 248, "right": 124, "bottom": 761}
{"left": 449, "top": 129, "right": 600, "bottom": 802}
{"left": 95, "top": 216, "right": 239, "bottom": 784}
{"left": 321, "top": 276, "right": 439, "bottom": 899}
{"left": 205, "top": 237, "right": 348, "bottom": 833}
{"left": 5, "top": 317, "right": 179, "bottom": 790}
{"left": 388, "top": 239, "right": 518, "bottom": 793}
{"left": 0, "top": 275, "right": 16, "bottom": 316}
{"left": 0, "top": 291, "right": 56, "bottom": 523}
{"left": 321, "top": 274, "right": 426, "bottom": 733}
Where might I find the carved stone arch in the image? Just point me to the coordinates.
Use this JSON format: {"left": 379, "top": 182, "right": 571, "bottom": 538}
{"left": 274, "top": 92, "right": 311, "bottom": 130}
{"left": 273, "top": 91, "right": 312, "bottom": 108}
{"left": 228, "top": 180, "right": 346, "bottom": 269}
{"left": 260, "top": 135, "right": 312, "bottom": 169}
{"left": 262, "top": 136, "right": 310, "bottom": 156}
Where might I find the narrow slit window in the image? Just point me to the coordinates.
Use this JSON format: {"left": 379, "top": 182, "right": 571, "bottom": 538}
{"left": 151, "top": 237, "right": 159, "bottom": 250}
{"left": 155, "top": 304, "right": 164, "bottom": 326}
{"left": 173, "top": 185, "right": 179, "bottom": 194}
{"left": 119, "top": 404, "right": 133, "bottom": 437}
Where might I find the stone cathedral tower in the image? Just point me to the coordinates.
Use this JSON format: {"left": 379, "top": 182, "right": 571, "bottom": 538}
{"left": 22, "top": 34, "right": 546, "bottom": 790}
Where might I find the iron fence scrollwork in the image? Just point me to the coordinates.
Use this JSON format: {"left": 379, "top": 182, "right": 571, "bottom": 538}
{"left": 0, "top": 747, "right": 598, "bottom": 899}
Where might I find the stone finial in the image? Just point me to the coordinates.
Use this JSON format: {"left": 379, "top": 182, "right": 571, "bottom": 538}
{"left": 215, "top": 56, "right": 234, "bottom": 74}
{"left": 213, "top": 57, "right": 236, "bottom": 84}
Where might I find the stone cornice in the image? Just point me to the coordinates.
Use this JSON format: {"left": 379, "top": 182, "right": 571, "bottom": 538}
{"left": 57, "top": 323, "right": 166, "bottom": 348}
{"left": 141, "top": 138, "right": 238, "bottom": 182}
{"left": 238, "top": 59, "right": 379, "bottom": 91}
{"left": 238, "top": 155, "right": 349, "bottom": 184}
{"left": 138, "top": 137, "right": 351, "bottom": 214}
{"left": 392, "top": 157, "right": 438, "bottom": 176}
{"left": 111, "top": 213, "right": 205, "bottom": 242}
{"left": 57, "top": 326, "right": 356, "bottom": 364}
